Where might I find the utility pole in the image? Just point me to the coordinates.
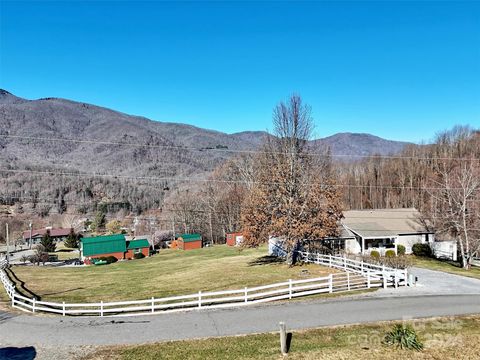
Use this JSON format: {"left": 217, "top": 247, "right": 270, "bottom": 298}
{"left": 29, "top": 222, "right": 32, "bottom": 249}
{"left": 6, "top": 223, "right": 9, "bottom": 263}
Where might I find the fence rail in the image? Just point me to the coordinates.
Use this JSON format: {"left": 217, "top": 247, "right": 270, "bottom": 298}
{"left": 0, "top": 251, "right": 407, "bottom": 317}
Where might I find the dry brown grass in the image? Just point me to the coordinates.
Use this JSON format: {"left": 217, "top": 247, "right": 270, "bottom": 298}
{"left": 85, "top": 316, "right": 480, "bottom": 360}
{"left": 6, "top": 245, "right": 338, "bottom": 303}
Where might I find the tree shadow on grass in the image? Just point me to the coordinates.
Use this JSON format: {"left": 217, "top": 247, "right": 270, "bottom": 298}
{"left": 248, "top": 256, "right": 284, "bottom": 266}
{"left": 41, "top": 287, "right": 85, "bottom": 297}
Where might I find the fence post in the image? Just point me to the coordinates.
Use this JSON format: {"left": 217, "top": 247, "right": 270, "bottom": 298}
{"left": 361, "top": 261, "right": 364, "bottom": 273}
{"left": 343, "top": 256, "right": 347, "bottom": 270}
{"left": 403, "top": 269, "right": 408, "bottom": 286}
{"left": 100, "top": 301, "right": 104, "bottom": 317}
{"left": 394, "top": 272, "right": 398, "bottom": 288}
{"left": 329, "top": 255, "right": 332, "bottom": 267}
{"left": 32, "top": 297, "right": 36, "bottom": 313}
{"left": 316, "top": 253, "right": 320, "bottom": 264}
{"left": 367, "top": 271, "right": 371, "bottom": 288}
{"left": 279, "top": 322, "right": 288, "bottom": 355}
{"left": 306, "top": 252, "right": 310, "bottom": 262}
{"left": 244, "top": 287, "right": 248, "bottom": 303}
{"left": 288, "top": 279, "right": 292, "bottom": 299}
{"left": 151, "top": 297, "right": 155, "bottom": 313}
{"left": 347, "top": 272, "right": 350, "bottom": 291}
{"left": 383, "top": 272, "right": 387, "bottom": 288}
{"left": 62, "top": 302, "right": 66, "bottom": 316}
{"left": 198, "top": 291, "right": 202, "bottom": 308}
{"left": 329, "top": 274, "right": 333, "bottom": 293}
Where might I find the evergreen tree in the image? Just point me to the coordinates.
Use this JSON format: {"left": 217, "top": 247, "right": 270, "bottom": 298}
{"left": 64, "top": 229, "right": 79, "bottom": 248}
{"left": 40, "top": 230, "right": 56, "bottom": 253}
{"left": 91, "top": 211, "right": 106, "bottom": 232}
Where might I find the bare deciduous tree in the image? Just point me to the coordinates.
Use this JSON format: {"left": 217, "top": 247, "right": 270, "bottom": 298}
{"left": 241, "top": 95, "right": 343, "bottom": 263}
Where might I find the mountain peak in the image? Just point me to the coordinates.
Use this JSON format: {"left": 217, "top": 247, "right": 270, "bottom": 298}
{"left": 0, "top": 89, "right": 25, "bottom": 104}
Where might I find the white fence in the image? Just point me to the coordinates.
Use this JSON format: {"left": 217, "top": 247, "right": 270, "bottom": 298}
{"left": 297, "top": 251, "right": 408, "bottom": 288}
{"left": 0, "top": 251, "right": 407, "bottom": 317}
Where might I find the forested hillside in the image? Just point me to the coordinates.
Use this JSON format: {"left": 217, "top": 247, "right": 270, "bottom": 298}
{"left": 0, "top": 89, "right": 409, "bottom": 218}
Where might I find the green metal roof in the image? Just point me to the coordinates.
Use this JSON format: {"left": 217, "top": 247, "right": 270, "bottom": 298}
{"left": 178, "top": 233, "right": 202, "bottom": 243}
{"left": 127, "top": 239, "right": 150, "bottom": 249}
{"left": 81, "top": 234, "right": 126, "bottom": 257}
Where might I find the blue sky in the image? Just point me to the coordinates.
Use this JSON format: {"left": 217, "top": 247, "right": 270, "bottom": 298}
{"left": 1, "top": 1, "right": 479, "bottom": 143}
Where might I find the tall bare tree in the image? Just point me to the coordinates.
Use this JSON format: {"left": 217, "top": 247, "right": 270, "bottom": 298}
{"left": 423, "top": 128, "right": 480, "bottom": 268}
{"left": 241, "top": 95, "right": 343, "bottom": 263}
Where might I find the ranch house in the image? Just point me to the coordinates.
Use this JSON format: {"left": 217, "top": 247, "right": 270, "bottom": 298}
{"left": 22, "top": 228, "right": 72, "bottom": 245}
{"left": 271, "top": 208, "right": 456, "bottom": 260}
{"left": 342, "top": 208, "right": 434, "bottom": 255}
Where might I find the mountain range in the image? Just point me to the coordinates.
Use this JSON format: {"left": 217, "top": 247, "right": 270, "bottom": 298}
{"left": 0, "top": 89, "right": 410, "bottom": 214}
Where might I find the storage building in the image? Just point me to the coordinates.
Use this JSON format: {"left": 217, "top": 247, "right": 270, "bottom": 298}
{"left": 176, "top": 233, "right": 203, "bottom": 250}
{"left": 226, "top": 232, "right": 243, "bottom": 246}
{"left": 80, "top": 234, "right": 150, "bottom": 264}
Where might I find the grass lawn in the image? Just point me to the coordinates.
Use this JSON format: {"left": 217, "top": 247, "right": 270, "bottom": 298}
{"left": 412, "top": 256, "right": 480, "bottom": 280}
{"left": 49, "top": 249, "right": 80, "bottom": 261}
{"left": 7, "top": 245, "right": 338, "bottom": 303}
{"left": 86, "top": 316, "right": 480, "bottom": 360}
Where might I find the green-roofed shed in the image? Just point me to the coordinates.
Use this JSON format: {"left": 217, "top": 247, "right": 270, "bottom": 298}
{"left": 177, "top": 233, "right": 203, "bottom": 250}
{"left": 127, "top": 239, "right": 150, "bottom": 249}
{"left": 81, "top": 234, "right": 126, "bottom": 258}
{"left": 125, "top": 238, "right": 151, "bottom": 258}
{"left": 80, "top": 234, "right": 150, "bottom": 264}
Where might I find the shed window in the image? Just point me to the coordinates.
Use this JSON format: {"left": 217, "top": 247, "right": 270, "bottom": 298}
{"left": 134, "top": 248, "right": 141, "bottom": 254}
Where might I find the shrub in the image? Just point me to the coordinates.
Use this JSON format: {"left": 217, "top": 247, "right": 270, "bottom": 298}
{"left": 97, "top": 256, "right": 118, "bottom": 264}
{"left": 383, "top": 324, "right": 424, "bottom": 351}
{"left": 134, "top": 253, "right": 145, "bottom": 259}
{"left": 385, "top": 250, "right": 396, "bottom": 258}
{"left": 397, "top": 244, "right": 406, "bottom": 256}
{"left": 370, "top": 250, "right": 380, "bottom": 259}
{"left": 412, "top": 243, "right": 432, "bottom": 257}
{"left": 105, "top": 256, "right": 118, "bottom": 264}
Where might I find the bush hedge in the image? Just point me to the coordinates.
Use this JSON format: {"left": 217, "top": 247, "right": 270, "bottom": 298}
{"left": 397, "top": 244, "right": 406, "bottom": 256}
{"left": 385, "top": 249, "right": 396, "bottom": 258}
{"left": 97, "top": 256, "right": 118, "bottom": 264}
{"left": 370, "top": 250, "right": 380, "bottom": 259}
{"left": 412, "top": 243, "right": 432, "bottom": 257}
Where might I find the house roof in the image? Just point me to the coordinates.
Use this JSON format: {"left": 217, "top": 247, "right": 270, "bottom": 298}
{"left": 178, "top": 233, "right": 202, "bottom": 243}
{"left": 22, "top": 228, "right": 72, "bottom": 240}
{"left": 81, "top": 234, "right": 126, "bottom": 257}
{"left": 342, "top": 208, "right": 430, "bottom": 238}
{"left": 127, "top": 239, "right": 150, "bottom": 249}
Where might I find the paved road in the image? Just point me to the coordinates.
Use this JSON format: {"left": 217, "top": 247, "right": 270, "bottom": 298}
{"left": 1, "top": 294, "right": 479, "bottom": 347}
{"left": 1, "top": 265, "right": 479, "bottom": 350}
{"left": 364, "top": 267, "right": 480, "bottom": 297}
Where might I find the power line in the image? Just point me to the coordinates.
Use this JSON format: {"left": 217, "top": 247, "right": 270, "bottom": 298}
{"left": 0, "top": 195, "right": 480, "bottom": 211}
{"left": 0, "top": 168, "right": 477, "bottom": 191}
{"left": 2, "top": 134, "right": 479, "bottom": 162}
